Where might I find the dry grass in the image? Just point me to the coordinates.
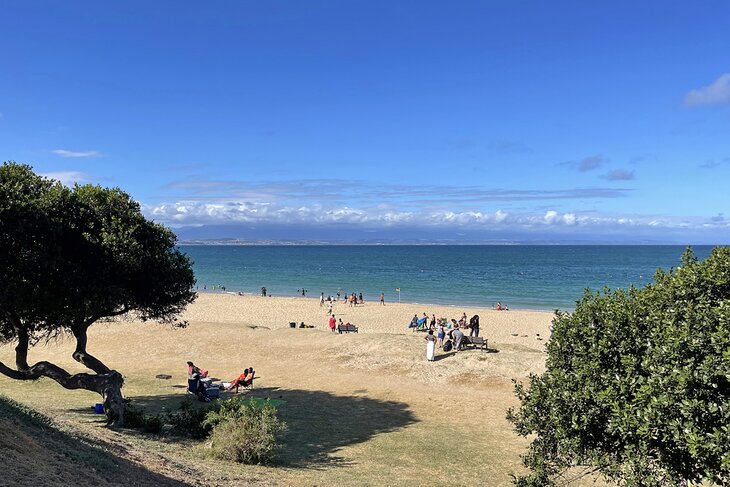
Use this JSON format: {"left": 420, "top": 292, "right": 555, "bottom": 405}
{"left": 0, "top": 294, "right": 609, "bottom": 486}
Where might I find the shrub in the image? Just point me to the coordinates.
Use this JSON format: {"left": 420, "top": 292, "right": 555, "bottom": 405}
{"left": 508, "top": 247, "right": 730, "bottom": 486}
{"left": 143, "top": 414, "right": 163, "bottom": 434}
{"left": 203, "top": 398, "right": 286, "bottom": 464}
{"left": 123, "top": 403, "right": 147, "bottom": 429}
{"left": 123, "top": 402, "right": 163, "bottom": 434}
{"left": 166, "top": 400, "right": 212, "bottom": 438}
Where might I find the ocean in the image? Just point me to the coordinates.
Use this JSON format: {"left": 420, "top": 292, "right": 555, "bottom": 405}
{"left": 181, "top": 245, "right": 716, "bottom": 310}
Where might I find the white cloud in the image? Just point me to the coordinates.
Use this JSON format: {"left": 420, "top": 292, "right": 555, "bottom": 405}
{"left": 40, "top": 171, "right": 91, "bottom": 186}
{"left": 52, "top": 149, "right": 101, "bottom": 158}
{"left": 543, "top": 210, "right": 559, "bottom": 224}
{"left": 140, "top": 200, "right": 730, "bottom": 240}
{"left": 684, "top": 73, "right": 730, "bottom": 107}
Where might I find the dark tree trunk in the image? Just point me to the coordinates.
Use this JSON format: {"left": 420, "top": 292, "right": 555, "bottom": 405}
{"left": 14, "top": 326, "right": 30, "bottom": 371}
{"left": 0, "top": 360, "right": 126, "bottom": 426}
{"left": 71, "top": 323, "right": 123, "bottom": 424}
{"left": 72, "top": 325, "right": 111, "bottom": 374}
{"left": 0, "top": 322, "right": 125, "bottom": 426}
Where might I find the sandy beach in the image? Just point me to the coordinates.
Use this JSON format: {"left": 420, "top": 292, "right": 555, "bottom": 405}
{"left": 0, "top": 292, "right": 583, "bottom": 486}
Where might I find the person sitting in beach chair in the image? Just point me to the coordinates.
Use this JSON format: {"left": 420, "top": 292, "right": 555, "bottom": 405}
{"left": 187, "top": 362, "right": 211, "bottom": 402}
{"left": 226, "top": 367, "right": 256, "bottom": 393}
{"left": 187, "top": 361, "right": 208, "bottom": 380}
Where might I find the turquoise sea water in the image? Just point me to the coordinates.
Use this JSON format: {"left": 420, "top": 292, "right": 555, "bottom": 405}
{"left": 181, "top": 245, "right": 715, "bottom": 310}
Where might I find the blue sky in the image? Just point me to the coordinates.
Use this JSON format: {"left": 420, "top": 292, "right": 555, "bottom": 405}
{"left": 2, "top": 1, "right": 729, "bottom": 243}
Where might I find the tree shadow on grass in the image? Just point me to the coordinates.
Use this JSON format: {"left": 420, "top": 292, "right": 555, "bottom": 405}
{"left": 0, "top": 394, "right": 191, "bottom": 487}
{"left": 127, "top": 386, "right": 419, "bottom": 469}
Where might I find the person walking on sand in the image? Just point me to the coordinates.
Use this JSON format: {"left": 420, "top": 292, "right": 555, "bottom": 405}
{"left": 320, "top": 292, "right": 324, "bottom": 307}
{"left": 425, "top": 330, "right": 436, "bottom": 361}
{"left": 327, "top": 301, "right": 333, "bottom": 316}
{"left": 380, "top": 292, "right": 385, "bottom": 306}
{"left": 329, "top": 314, "right": 336, "bottom": 332}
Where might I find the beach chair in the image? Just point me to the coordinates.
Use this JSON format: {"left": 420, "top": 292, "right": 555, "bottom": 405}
{"left": 187, "top": 378, "right": 199, "bottom": 397}
{"left": 187, "top": 377, "right": 213, "bottom": 401}
{"left": 236, "top": 370, "right": 258, "bottom": 392}
{"left": 232, "top": 371, "right": 256, "bottom": 393}
{"left": 470, "top": 336, "right": 488, "bottom": 352}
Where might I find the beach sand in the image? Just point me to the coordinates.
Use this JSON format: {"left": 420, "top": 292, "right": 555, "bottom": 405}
{"left": 0, "top": 293, "right": 591, "bottom": 486}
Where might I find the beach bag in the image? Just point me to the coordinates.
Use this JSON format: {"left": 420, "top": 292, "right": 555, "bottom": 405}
{"left": 443, "top": 340, "right": 453, "bottom": 352}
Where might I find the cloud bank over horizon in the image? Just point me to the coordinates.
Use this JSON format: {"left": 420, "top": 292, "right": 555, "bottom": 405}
{"left": 134, "top": 176, "right": 730, "bottom": 244}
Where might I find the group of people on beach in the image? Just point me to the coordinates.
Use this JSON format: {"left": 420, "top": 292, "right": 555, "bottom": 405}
{"left": 186, "top": 361, "right": 256, "bottom": 401}
{"left": 327, "top": 314, "right": 356, "bottom": 333}
{"left": 320, "top": 291, "right": 365, "bottom": 307}
{"left": 408, "top": 312, "right": 480, "bottom": 361}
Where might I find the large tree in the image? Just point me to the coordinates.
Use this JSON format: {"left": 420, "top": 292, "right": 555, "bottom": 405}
{"left": 0, "top": 162, "right": 196, "bottom": 426}
{"left": 508, "top": 247, "right": 730, "bottom": 486}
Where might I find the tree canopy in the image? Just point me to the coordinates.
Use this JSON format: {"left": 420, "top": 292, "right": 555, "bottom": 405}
{"left": 0, "top": 162, "right": 196, "bottom": 425}
{"left": 508, "top": 247, "right": 730, "bottom": 486}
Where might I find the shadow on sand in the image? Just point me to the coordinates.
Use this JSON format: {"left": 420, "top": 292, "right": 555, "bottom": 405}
{"left": 114, "top": 385, "right": 419, "bottom": 469}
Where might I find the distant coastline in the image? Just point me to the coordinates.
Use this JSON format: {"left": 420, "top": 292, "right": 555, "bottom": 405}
{"left": 178, "top": 239, "right": 687, "bottom": 246}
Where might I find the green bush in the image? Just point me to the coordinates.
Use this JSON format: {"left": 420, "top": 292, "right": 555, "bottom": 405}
{"left": 123, "top": 402, "right": 162, "bottom": 434}
{"left": 123, "top": 403, "right": 147, "bottom": 429}
{"left": 203, "top": 398, "right": 286, "bottom": 464}
{"left": 143, "top": 414, "right": 163, "bottom": 434}
{"left": 166, "top": 400, "right": 212, "bottom": 438}
{"left": 508, "top": 247, "right": 730, "bottom": 486}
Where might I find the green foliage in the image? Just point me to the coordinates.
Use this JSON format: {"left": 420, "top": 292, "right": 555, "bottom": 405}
{"left": 167, "top": 400, "right": 213, "bottom": 438}
{"left": 123, "top": 402, "right": 163, "bottom": 434}
{"left": 508, "top": 247, "right": 730, "bottom": 486}
{"left": 203, "top": 397, "right": 286, "bottom": 464}
{"left": 0, "top": 161, "right": 196, "bottom": 342}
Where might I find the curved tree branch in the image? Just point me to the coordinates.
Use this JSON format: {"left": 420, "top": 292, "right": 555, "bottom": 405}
{"left": 0, "top": 360, "right": 125, "bottom": 426}
{"left": 71, "top": 324, "right": 111, "bottom": 374}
